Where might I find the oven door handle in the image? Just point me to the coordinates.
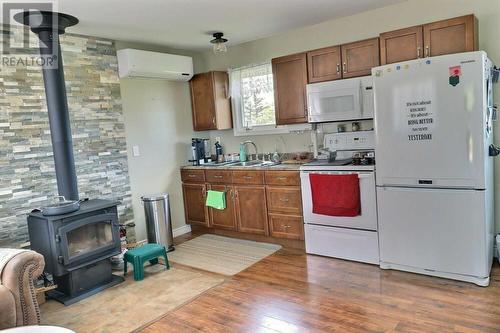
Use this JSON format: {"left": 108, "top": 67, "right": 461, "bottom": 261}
{"left": 301, "top": 171, "right": 374, "bottom": 178}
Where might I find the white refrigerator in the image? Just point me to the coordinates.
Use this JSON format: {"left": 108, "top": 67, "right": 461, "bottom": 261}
{"left": 372, "top": 51, "right": 495, "bottom": 286}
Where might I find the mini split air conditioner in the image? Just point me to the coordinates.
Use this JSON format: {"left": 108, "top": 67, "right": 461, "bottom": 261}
{"left": 117, "top": 48, "right": 194, "bottom": 81}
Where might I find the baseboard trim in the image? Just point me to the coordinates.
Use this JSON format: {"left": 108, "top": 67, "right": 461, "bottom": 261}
{"left": 173, "top": 224, "right": 192, "bottom": 238}
{"left": 379, "top": 261, "right": 490, "bottom": 287}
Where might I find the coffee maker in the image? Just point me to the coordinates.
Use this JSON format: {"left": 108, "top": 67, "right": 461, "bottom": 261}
{"left": 190, "top": 138, "right": 211, "bottom": 165}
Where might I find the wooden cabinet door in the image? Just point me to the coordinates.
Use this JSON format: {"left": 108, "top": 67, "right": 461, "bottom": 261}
{"left": 272, "top": 53, "right": 308, "bottom": 125}
{"left": 190, "top": 72, "right": 216, "bottom": 131}
{"left": 307, "top": 46, "right": 342, "bottom": 83}
{"left": 181, "top": 169, "right": 206, "bottom": 183}
{"left": 266, "top": 186, "right": 302, "bottom": 215}
{"left": 234, "top": 185, "right": 268, "bottom": 235}
{"left": 268, "top": 214, "right": 304, "bottom": 240}
{"left": 380, "top": 26, "right": 423, "bottom": 65}
{"left": 265, "top": 170, "right": 300, "bottom": 186}
{"left": 211, "top": 71, "right": 232, "bottom": 130}
{"left": 341, "top": 38, "right": 380, "bottom": 78}
{"left": 208, "top": 184, "right": 237, "bottom": 230}
{"left": 423, "top": 15, "right": 477, "bottom": 57}
{"left": 232, "top": 170, "right": 264, "bottom": 185}
{"left": 182, "top": 183, "right": 209, "bottom": 226}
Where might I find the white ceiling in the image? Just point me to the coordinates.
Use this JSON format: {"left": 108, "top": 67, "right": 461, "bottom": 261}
{"left": 19, "top": 0, "right": 406, "bottom": 51}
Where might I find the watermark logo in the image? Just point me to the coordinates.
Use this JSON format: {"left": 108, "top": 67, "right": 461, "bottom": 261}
{"left": 1, "top": 0, "right": 60, "bottom": 68}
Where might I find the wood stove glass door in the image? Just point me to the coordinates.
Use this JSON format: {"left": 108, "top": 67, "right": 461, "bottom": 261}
{"left": 58, "top": 213, "right": 118, "bottom": 265}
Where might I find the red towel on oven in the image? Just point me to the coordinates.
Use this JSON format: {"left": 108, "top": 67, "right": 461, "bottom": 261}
{"left": 309, "top": 173, "right": 360, "bottom": 217}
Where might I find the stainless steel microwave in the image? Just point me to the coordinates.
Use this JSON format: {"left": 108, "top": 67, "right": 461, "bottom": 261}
{"left": 306, "top": 76, "right": 373, "bottom": 123}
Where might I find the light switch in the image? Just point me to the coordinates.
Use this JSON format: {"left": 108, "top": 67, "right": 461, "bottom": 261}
{"left": 132, "top": 145, "right": 140, "bottom": 157}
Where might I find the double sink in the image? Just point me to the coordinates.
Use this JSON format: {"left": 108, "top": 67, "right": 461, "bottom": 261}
{"left": 200, "top": 160, "right": 280, "bottom": 168}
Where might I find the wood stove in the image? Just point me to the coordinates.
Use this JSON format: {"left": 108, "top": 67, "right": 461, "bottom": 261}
{"left": 28, "top": 200, "right": 123, "bottom": 305}
{"left": 14, "top": 11, "right": 124, "bottom": 305}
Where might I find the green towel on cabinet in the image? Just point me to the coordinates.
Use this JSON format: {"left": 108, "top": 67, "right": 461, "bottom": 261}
{"left": 206, "top": 190, "right": 226, "bottom": 210}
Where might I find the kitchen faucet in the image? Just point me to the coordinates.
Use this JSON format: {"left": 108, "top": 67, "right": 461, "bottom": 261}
{"left": 241, "top": 140, "right": 258, "bottom": 161}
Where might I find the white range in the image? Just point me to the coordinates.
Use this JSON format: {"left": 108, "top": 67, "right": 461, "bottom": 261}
{"left": 300, "top": 131, "right": 379, "bottom": 264}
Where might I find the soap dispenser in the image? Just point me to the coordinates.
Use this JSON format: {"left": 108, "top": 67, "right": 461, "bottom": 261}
{"left": 239, "top": 142, "right": 247, "bottom": 162}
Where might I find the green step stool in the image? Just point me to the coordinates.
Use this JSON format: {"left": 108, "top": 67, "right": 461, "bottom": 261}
{"left": 124, "top": 243, "right": 170, "bottom": 281}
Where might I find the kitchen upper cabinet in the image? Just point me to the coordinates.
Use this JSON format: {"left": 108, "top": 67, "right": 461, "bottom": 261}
{"left": 307, "top": 46, "right": 342, "bottom": 83}
{"left": 234, "top": 185, "right": 268, "bottom": 235}
{"left": 380, "top": 26, "right": 423, "bottom": 65}
{"left": 208, "top": 184, "right": 237, "bottom": 230}
{"left": 341, "top": 38, "right": 380, "bottom": 79}
{"left": 189, "top": 71, "right": 232, "bottom": 131}
{"left": 272, "top": 53, "right": 308, "bottom": 125}
{"left": 307, "top": 40, "right": 380, "bottom": 82}
{"left": 182, "top": 183, "right": 208, "bottom": 226}
{"left": 380, "top": 15, "right": 478, "bottom": 64}
{"left": 423, "top": 15, "right": 477, "bottom": 57}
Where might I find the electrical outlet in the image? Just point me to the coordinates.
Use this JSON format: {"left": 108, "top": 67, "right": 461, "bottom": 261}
{"left": 132, "top": 145, "right": 140, "bottom": 157}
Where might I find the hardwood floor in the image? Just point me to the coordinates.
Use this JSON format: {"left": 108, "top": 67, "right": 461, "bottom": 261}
{"left": 140, "top": 231, "right": 500, "bottom": 333}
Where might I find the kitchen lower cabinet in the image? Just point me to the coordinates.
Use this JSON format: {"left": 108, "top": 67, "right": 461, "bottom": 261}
{"left": 208, "top": 184, "right": 237, "bottom": 230}
{"left": 182, "top": 183, "right": 208, "bottom": 226}
{"left": 234, "top": 185, "right": 269, "bottom": 236}
{"left": 266, "top": 186, "right": 302, "bottom": 215}
{"left": 268, "top": 214, "right": 304, "bottom": 240}
{"left": 181, "top": 168, "right": 303, "bottom": 243}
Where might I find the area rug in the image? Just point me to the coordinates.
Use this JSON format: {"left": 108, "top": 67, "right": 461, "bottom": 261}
{"left": 168, "top": 234, "right": 281, "bottom": 275}
{"left": 40, "top": 265, "right": 224, "bottom": 333}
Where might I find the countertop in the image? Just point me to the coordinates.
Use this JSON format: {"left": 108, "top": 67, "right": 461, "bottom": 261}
{"left": 181, "top": 163, "right": 302, "bottom": 171}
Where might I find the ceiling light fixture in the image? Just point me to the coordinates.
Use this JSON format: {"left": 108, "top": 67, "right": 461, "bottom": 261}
{"left": 210, "top": 32, "right": 228, "bottom": 54}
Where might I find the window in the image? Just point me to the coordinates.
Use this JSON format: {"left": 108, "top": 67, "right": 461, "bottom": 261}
{"left": 229, "top": 62, "right": 310, "bottom": 136}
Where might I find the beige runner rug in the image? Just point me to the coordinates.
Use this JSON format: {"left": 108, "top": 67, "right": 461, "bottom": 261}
{"left": 41, "top": 265, "right": 223, "bottom": 333}
{"left": 168, "top": 234, "right": 281, "bottom": 275}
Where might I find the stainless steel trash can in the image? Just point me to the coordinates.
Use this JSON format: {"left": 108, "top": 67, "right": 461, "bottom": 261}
{"left": 141, "top": 194, "right": 174, "bottom": 251}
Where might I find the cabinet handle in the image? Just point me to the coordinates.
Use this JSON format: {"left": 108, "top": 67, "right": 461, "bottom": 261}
{"left": 280, "top": 198, "right": 290, "bottom": 202}
{"left": 336, "top": 63, "right": 340, "bottom": 74}
{"left": 213, "top": 175, "right": 223, "bottom": 179}
{"left": 243, "top": 176, "right": 253, "bottom": 179}
{"left": 212, "top": 117, "right": 216, "bottom": 126}
{"left": 276, "top": 176, "right": 287, "bottom": 180}
{"left": 235, "top": 190, "right": 238, "bottom": 198}
{"left": 417, "top": 47, "right": 421, "bottom": 58}
{"left": 425, "top": 46, "right": 430, "bottom": 58}
{"left": 282, "top": 224, "right": 291, "bottom": 230}
{"left": 229, "top": 189, "right": 234, "bottom": 199}
{"left": 343, "top": 62, "right": 347, "bottom": 74}
{"left": 188, "top": 174, "right": 196, "bottom": 178}
{"left": 202, "top": 187, "right": 207, "bottom": 197}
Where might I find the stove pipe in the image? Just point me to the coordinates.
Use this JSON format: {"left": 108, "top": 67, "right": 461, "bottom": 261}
{"left": 14, "top": 11, "right": 80, "bottom": 201}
